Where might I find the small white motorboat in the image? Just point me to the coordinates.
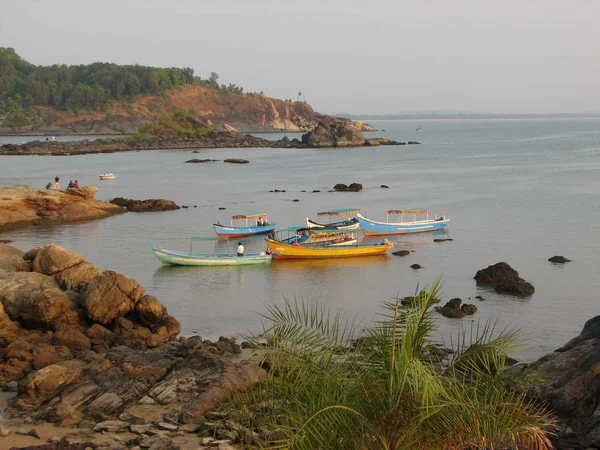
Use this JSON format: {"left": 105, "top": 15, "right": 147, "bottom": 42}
{"left": 99, "top": 173, "right": 116, "bottom": 180}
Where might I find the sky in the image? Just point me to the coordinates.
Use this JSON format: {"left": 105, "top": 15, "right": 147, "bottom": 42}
{"left": 1, "top": 0, "right": 599, "bottom": 115}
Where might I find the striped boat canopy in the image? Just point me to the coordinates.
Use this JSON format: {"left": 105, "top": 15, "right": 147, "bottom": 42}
{"left": 387, "top": 209, "right": 429, "bottom": 215}
{"left": 317, "top": 208, "right": 359, "bottom": 216}
{"left": 231, "top": 212, "right": 267, "bottom": 219}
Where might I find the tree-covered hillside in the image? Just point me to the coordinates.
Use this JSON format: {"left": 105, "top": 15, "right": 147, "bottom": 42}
{"left": 0, "top": 48, "right": 244, "bottom": 127}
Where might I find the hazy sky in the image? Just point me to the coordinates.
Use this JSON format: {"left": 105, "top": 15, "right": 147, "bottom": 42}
{"left": 2, "top": 0, "right": 599, "bottom": 115}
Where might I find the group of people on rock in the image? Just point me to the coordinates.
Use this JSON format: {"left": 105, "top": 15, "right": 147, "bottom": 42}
{"left": 45, "top": 176, "right": 78, "bottom": 190}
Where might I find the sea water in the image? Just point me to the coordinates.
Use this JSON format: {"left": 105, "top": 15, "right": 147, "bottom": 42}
{"left": 1, "top": 118, "right": 599, "bottom": 361}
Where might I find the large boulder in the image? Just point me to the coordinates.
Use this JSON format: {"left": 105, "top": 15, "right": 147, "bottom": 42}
{"left": 0, "top": 242, "right": 26, "bottom": 272}
{"left": 54, "top": 262, "right": 100, "bottom": 291}
{"left": 135, "top": 295, "right": 170, "bottom": 328}
{"left": 474, "top": 262, "right": 535, "bottom": 296}
{"left": 31, "top": 244, "right": 85, "bottom": 276}
{"left": 83, "top": 270, "right": 145, "bottom": 324}
{"left": 301, "top": 119, "right": 366, "bottom": 148}
{"left": 0, "top": 271, "right": 73, "bottom": 328}
{"left": 17, "top": 360, "right": 84, "bottom": 405}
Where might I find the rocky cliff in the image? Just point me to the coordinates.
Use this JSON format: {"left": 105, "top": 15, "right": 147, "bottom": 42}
{"left": 0, "top": 85, "right": 326, "bottom": 136}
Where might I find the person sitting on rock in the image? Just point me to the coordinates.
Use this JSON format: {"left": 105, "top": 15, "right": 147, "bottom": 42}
{"left": 73, "top": 180, "right": 79, "bottom": 188}
{"left": 45, "top": 182, "right": 52, "bottom": 190}
{"left": 67, "top": 180, "right": 74, "bottom": 189}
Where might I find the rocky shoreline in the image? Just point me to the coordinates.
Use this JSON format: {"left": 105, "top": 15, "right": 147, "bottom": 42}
{"left": 0, "top": 186, "right": 125, "bottom": 233}
{"left": 0, "top": 243, "right": 265, "bottom": 450}
{"left": 0, "top": 118, "right": 413, "bottom": 156}
{"left": 0, "top": 241, "right": 598, "bottom": 449}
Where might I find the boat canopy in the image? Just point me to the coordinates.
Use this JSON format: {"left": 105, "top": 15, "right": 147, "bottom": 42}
{"left": 280, "top": 226, "right": 304, "bottom": 232}
{"left": 317, "top": 208, "right": 360, "bottom": 216}
{"left": 387, "top": 209, "right": 428, "bottom": 215}
{"left": 231, "top": 212, "right": 267, "bottom": 220}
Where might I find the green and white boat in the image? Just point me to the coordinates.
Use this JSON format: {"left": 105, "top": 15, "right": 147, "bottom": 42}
{"left": 150, "top": 238, "right": 272, "bottom": 266}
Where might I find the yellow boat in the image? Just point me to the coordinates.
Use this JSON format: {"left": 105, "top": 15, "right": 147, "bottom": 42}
{"left": 265, "top": 237, "right": 393, "bottom": 260}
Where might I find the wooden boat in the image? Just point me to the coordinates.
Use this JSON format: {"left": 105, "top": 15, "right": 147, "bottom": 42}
{"left": 99, "top": 173, "right": 116, "bottom": 180}
{"left": 306, "top": 208, "right": 361, "bottom": 230}
{"left": 279, "top": 227, "right": 358, "bottom": 247}
{"left": 356, "top": 210, "right": 450, "bottom": 235}
{"left": 214, "top": 212, "right": 276, "bottom": 238}
{"left": 150, "top": 238, "right": 271, "bottom": 266}
{"left": 265, "top": 236, "right": 393, "bottom": 260}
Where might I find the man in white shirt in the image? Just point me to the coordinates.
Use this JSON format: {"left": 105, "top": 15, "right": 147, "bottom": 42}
{"left": 237, "top": 242, "right": 244, "bottom": 257}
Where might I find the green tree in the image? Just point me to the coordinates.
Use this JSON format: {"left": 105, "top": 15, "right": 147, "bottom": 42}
{"left": 231, "top": 281, "right": 554, "bottom": 450}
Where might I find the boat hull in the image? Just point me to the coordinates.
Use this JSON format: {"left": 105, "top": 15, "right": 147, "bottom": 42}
{"left": 265, "top": 238, "right": 392, "bottom": 259}
{"left": 356, "top": 214, "right": 450, "bottom": 235}
{"left": 151, "top": 246, "right": 272, "bottom": 266}
{"left": 305, "top": 218, "right": 361, "bottom": 230}
{"left": 213, "top": 223, "right": 276, "bottom": 238}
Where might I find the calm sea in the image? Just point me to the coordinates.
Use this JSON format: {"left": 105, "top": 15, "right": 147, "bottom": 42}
{"left": 1, "top": 118, "right": 599, "bottom": 361}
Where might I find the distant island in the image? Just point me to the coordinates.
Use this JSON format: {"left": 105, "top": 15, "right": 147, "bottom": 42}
{"left": 338, "top": 112, "right": 600, "bottom": 121}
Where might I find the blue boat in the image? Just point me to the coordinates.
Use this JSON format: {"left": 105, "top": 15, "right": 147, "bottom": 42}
{"left": 213, "top": 212, "right": 276, "bottom": 238}
{"left": 356, "top": 209, "right": 450, "bottom": 235}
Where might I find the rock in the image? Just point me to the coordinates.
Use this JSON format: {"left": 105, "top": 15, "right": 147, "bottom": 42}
{"left": 83, "top": 270, "right": 145, "bottom": 324}
{"left": 474, "top": 262, "right": 535, "bottom": 296}
{"left": 392, "top": 250, "right": 410, "bottom": 257}
{"left": 365, "top": 139, "right": 381, "bottom": 146}
{"left": 94, "top": 420, "right": 131, "bottom": 433}
{"left": 529, "top": 315, "right": 600, "bottom": 447}
{"left": 410, "top": 264, "right": 422, "bottom": 269}
{"left": 0, "top": 271, "right": 73, "bottom": 328}
{"left": 31, "top": 244, "right": 85, "bottom": 275}
{"left": 333, "top": 183, "right": 362, "bottom": 192}
{"left": 0, "top": 186, "right": 125, "bottom": 232}
{"left": 54, "top": 262, "right": 100, "bottom": 291}
{"left": 185, "top": 158, "right": 214, "bottom": 163}
{"left": 147, "top": 436, "right": 179, "bottom": 450}
{"left": 380, "top": 184, "right": 389, "bottom": 188}
{"left": 223, "top": 158, "right": 249, "bottom": 164}
{"left": 86, "top": 323, "right": 116, "bottom": 346}
{"left": 549, "top": 255, "right": 571, "bottom": 263}
{"left": 110, "top": 197, "right": 180, "bottom": 212}
{"left": 301, "top": 118, "right": 366, "bottom": 147}
{"left": 435, "top": 298, "right": 477, "bottom": 318}
{"left": 407, "top": 141, "right": 421, "bottom": 145}
{"left": 135, "top": 295, "right": 170, "bottom": 328}
{"left": 433, "top": 238, "right": 453, "bottom": 242}
{"left": 215, "top": 336, "right": 242, "bottom": 355}
{"left": 53, "top": 325, "right": 92, "bottom": 351}
{"left": 156, "top": 422, "right": 178, "bottom": 431}
{"left": 0, "top": 242, "right": 26, "bottom": 272}
{"left": 18, "top": 360, "right": 84, "bottom": 405}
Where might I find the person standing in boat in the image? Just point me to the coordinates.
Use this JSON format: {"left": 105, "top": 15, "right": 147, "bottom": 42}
{"left": 237, "top": 242, "right": 244, "bottom": 257}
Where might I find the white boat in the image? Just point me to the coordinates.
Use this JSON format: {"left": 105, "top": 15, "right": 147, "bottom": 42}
{"left": 99, "top": 173, "right": 116, "bottom": 180}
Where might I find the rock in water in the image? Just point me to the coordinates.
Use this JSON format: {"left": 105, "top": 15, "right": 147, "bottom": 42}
{"left": 548, "top": 255, "right": 571, "bottom": 263}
